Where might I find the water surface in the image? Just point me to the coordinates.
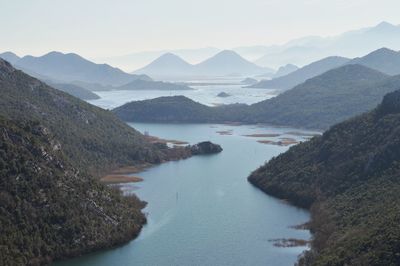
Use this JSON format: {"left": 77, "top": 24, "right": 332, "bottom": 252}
{"left": 88, "top": 84, "right": 278, "bottom": 109}
{"left": 55, "top": 123, "right": 315, "bottom": 266}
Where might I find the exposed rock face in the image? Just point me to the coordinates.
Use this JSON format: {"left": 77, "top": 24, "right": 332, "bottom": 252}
{"left": 189, "top": 141, "right": 223, "bottom": 155}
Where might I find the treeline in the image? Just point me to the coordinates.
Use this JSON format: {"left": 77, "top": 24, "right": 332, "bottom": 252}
{"left": 248, "top": 89, "right": 400, "bottom": 265}
{"left": 114, "top": 64, "right": 400, "bottom": 130}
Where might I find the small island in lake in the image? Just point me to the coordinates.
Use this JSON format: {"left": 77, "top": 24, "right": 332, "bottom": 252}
{"left": 217, "top": 92, "right": 231, "bottom": 98}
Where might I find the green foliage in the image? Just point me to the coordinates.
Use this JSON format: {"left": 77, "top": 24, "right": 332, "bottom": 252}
{"left": 114, "top": 65, "right": 400, "bottom": 130}
{"left": 0, "top": 59, "right": 197, "bottom": 265}
{"left": 248, "top": 90, "right": 400, "bottom": 265}
{"left": 0, "top": 59, "right": 165, "bottom": 177}
{"left": 0, "top": 117, "right": 146, "bottom": 265}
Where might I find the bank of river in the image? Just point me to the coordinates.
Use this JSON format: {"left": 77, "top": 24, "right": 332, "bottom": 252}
{"left": 54, "top": 123, "right": 317, "bottom": 266}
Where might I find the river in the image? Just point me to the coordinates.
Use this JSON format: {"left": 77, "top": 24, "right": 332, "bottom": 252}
{"left": 54, "top": 122, "right": 315, "bottom": 266}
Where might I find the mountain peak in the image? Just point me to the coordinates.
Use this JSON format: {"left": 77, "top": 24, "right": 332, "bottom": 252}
{"left": 157, "top": 52, "right": 188, "bottom": 62}
{"left": 0, "top": 51, "right": 21, "bottom": 64}
{"left": 369, "top": 47, "right": 397, "bottom": 55}
{"left": 214, "top": 50, "right": 241, "bottom": 58}
{"left": 376, "top": 21, "right": 396, "bottom": 28}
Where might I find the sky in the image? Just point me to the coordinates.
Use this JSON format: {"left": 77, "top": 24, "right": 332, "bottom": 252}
{"left": 1, "top": 0, "right": 399, "bottom": 58}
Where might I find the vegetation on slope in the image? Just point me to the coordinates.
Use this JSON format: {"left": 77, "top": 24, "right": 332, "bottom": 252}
{"left": 0, "top": 117, "right": 146, "bottom": 265}
{"left": 247, "top": 64, "right": 392, "bottom": 129}
{"left": 249, "top": 56, "right": 350, "bottom": 90}
{"left": 114, "top": 64, "right": 400, "bottom": 130}
{"left": 113, "top": 95, "right": 247, "bottom": 123}
{"left": 248, "top": 90, "right": 400, "bottom": 265}
{"left": 0, "top": 59, "right": 164, "bottom": 176}
{"left": 0, "top": 58, "right": 222, "bottom": 265}
{"left": 46, "top": 82, "right": 100, "bottom": 100}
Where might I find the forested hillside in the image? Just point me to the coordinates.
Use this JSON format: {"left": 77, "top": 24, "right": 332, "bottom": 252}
{"left": 248, "top": 90, "right": 400, "bottom": 265}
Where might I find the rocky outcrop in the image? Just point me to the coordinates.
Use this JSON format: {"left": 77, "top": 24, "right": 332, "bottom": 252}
{"left": 189, "top": 141, "right": 223, "bottom": 155}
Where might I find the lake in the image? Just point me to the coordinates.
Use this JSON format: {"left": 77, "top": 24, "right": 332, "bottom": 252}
{"left": 88, "top": 84, "right": 278, "bottom": 109}
{"left": 54, "top": 122, "right": 315, "bottom": 266}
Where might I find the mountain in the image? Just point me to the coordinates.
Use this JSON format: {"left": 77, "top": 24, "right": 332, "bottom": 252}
{"left": 0, "top": 58, "right": 165, "bottom": 176}
{"left": 247, "top": 64, "right": 392, "bottom": 129}
{"left": 193, "top": 50, "right": 272, "bottom": 76}
{"left": 133, "top": 50, "right": 273, "bottom": 79}
{"left": 133, "top": 53, "right": 194, "bottom": 78}
{"left": 46, "top": 82, "right": 100, "bottom": 100}
{"left": 255, "top": 21, "right": 400, "bottom": 68}
{"left": 0, "top": 116, "right": 146, "bottom": 265}
{"left": 348, "top": 47, "right": 400, "bottom": 75}
{"left": 250, "top": 56, "right": 350, "bottom": 90}
{"left": 114, "top": 64, "right": 400, "bottom": 130}
{"left": 0, "top": 58, "right": 214, "bottom": 263}
{"left": 113, "top": 96, "right": 247, "bottom": 123}
{"left": 96, "top": 47, "right": 221, "bottom": 72}
{"left": 273, "top": 64, "right": 299, "bottom": 78}
{"left": 0, "top": 51, "right": 20, "bottom": 64}
{"left": 248, "top": 89, "right": 400, "bottom": 265}
{"left": 13, "top": 51, "right": 151, "bottom": 86}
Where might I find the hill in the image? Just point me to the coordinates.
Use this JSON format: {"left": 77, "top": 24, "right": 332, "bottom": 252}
{"left": 247, "top": 64, "right": 392, "bottom": 129}
{"left": 250, "top": 56, "right": 350, "bottom": 90}
{"left": 133, "top": 50, "right": 273, "bottom": 79}
{"left": 114, "top": 65, "right": 398, "bottom": 130}
{"left": 348, "top": 47, "right": 400, "bottom": 75}
{"left": 0, "top": 51, "right": 20, "bottom": 64}
{"left": 113, "top": 96, "right": 247, "bottom": 123}
{"left": 248, "top": 89, "right": 400, "bottom": 265}
{"left": 193, "top": 50, "right": 271, "bottom": 76}
{"left": 46, "top": 82, "right": 100, "bottom": 100}
{"left": 273, "top": 64, "right": 299, "bottom": 78}
{"left": 0, "top": 58, "right": 220, "bottom": 264}
{"left": 14, "top": 51, "right": 151, "bottom": 86}
{"left": 0, "top": 58, "right": 166, "bottom": 176}
{"left": 0, "top": 116, "right": 146, "bottom": 265}
{"left": 134, "top": 53, "right": 195, "bottom": 78}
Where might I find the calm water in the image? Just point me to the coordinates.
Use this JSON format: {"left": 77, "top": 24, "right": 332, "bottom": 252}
{"left": 55, "top": 123, "right": 315, "bottom": 266}
{"left": 88, "top": 84, "right": 278, "bottom": 109}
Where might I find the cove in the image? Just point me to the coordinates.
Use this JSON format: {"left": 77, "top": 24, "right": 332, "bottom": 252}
{"left": 54, "top": 123, "right": 314, "bottom": 266}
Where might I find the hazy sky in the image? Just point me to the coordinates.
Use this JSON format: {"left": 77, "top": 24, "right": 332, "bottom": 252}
{"left": 1, "top": 0, "right": 399, "bottom": 58}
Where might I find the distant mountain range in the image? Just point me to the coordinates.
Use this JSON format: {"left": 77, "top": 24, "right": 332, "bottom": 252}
{"left": 272, "top": 64, "right": 299, "bottom": 78}
{"left": 250, "top": 56, "right": 350, "bottom": 90}
{"left": 254, "top": 21, "right": 400, "bottom": 68}
{"left": 0, "top": 51, "right": 151, "bottom": 86}
{"left": 133, "top": 50, "right": 273, "bottom": 79}
{"left": 0, "top": 51, "right": 196, "bottom": 93}
{"left": 114, "top": 63, "right": 400, "bottom": 130}
{"left": 97, "top": 21, "right": 400, "bottom": 71}
{"left": 251, "top": 48, "right": 400, "bottom": 90}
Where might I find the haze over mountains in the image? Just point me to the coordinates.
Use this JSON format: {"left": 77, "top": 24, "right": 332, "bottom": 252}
{"left": 114, "top": 48, "right": 400, "bottom": 130}
{"left": 5, "top": 51, "right": 151, "bottom": 86}
{"left": 250, "top": 56, "right": 350, "bottom": 90}
{"left": 96, "top": 21, "right": 400, "bottom": 71}
{"left": 0, "top": 51, "right": 196, "bottom": 96}
{"left": 254, "top": 21, "right": 400, "bottom": 68}
{"left": 251, "top": 48, "right": 400, "bottom": 90}
{"left": 134, "top": 50, "right": 273, "bottom": 79}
